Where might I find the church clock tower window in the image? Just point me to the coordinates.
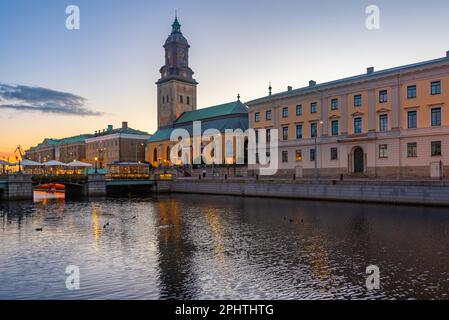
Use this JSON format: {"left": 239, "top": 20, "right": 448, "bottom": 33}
{"left": 156, "top": 16, "right": 198, "bottom": 129}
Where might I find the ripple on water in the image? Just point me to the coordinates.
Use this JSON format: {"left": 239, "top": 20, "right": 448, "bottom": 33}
{"left": 1, "top": 194, "right": 449, "bottom": 299}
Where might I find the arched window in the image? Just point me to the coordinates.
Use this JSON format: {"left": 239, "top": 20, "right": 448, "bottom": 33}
{"left": 153, "top": 148, "right": 157, "bottom": 162}
{"left": 244, "top": 138, "right": 249, "bottom": 164}
{"left": 166, "top": 146, "right": 171, "bottom": 162}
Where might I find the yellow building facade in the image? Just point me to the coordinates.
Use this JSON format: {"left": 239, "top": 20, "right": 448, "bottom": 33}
{"left": 247, "top": 53, "right": 449, "bottom": 178}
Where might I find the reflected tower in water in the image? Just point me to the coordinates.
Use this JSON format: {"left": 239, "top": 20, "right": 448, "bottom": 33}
{"left": 155, "top": 197, "right": 198, "bottom": 299}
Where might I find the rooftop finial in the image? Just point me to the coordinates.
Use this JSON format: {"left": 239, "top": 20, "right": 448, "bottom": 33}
{"left": 172, "top": 12, "right": 181, "bottom": 33}
{"left": 268, "top": 82, "right": 272, "bottom": 96}
{"left": 237, "top": 93, "right": 241, "bottom": 101}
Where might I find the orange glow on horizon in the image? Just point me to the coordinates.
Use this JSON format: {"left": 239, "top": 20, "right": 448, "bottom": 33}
{"left": 0, "top": 151, "right": 17, "bottom": 161}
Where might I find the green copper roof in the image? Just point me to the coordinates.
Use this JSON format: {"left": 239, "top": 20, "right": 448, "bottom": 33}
{"left": 59, "top": 134, "right": 94, "bottom": 145}
{"left": 172, "top": 16, "right": 181, "bottom": 33}
{"left": 148, "top": 116, "right": 249, "bottom": 143}
{"left": 175, "top": 100, "right": 248, "bottom": 124}
{"left": 46, "top": 139, "right": 62, "bottom": 146}
{"left": 32, "top": 134, "right": 93, "bottom": 150}
{"left": 149, "top": 100, "right": 248, "bottom": 143}
{"left": 148, "top": 127, "right": 177, "bottom": 143}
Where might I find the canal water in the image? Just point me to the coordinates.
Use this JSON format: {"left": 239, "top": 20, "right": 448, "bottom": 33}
{"left": 0, "top": 192, "right": 448, "bottom": 300}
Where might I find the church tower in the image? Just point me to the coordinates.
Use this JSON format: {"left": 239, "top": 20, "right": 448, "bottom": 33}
{"left": 157, "top": 16, "right": 198, "bottom": 129}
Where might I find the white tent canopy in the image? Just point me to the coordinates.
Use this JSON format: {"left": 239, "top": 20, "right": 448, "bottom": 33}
{"left": 0, "top": 160, "right": 12, "bottom": 166}
{"left": 42, "top": 160, "right": 68, "bottom": 167}
{"left": 18, "top": 159, "right": 42, "bottom": 166}
{"left": 67, "top": 161, "right": 93, "bottom": 168}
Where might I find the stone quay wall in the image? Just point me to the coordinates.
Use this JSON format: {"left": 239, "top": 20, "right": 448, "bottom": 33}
{"left": 0, "top": 174, "right": 33, "bottom": 201}
{"left": 154, "top": 178, "right": 449, "bottom": 206}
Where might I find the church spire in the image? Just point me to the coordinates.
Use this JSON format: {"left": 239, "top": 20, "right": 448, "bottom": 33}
{"left": 172, "top": 14, "right": 181, "bottom": 33}
{"left": 157, "top": 16, "right": 198, "bottom": 129}
{"left": 158, "top": 16, "right": 197, "bottom": 85}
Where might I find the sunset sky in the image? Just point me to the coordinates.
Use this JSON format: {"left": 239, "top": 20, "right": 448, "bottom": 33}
{"left": 1, "top": 0, "right": 449, "bottom": 158}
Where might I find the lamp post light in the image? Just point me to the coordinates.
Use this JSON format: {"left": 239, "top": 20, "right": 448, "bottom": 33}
{"left": 136, "top": 143, "right": 144, "bottom": 163}
{"left": 314, "top": 121, "right": 324, "bottom": 179}
{"left": 94, "top": 157, "right": 98, "bottom": 174}
{"left": 96, "top": 148, "right": 105, "bottom": 170}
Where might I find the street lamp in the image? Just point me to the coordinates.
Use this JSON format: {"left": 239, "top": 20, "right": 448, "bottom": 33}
{"left": 94, "top": 157, "right": 98, "bottom": 174}
{"left": 96, "top": 148, "right": 105, "bottom": 169}
{"left": 314, "top": 121, "right": 324, "bottom": 179}
{"left": 136, "top": 143, "right": 144, "bottom": 163}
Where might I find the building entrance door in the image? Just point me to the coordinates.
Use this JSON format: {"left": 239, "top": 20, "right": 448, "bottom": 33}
{"left": 354, "top": 147, "right": 364, "bottom": 173}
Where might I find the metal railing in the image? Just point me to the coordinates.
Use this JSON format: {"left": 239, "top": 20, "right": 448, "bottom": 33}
{"left": 106, "top": 173, "right": 151, "bottom": 180}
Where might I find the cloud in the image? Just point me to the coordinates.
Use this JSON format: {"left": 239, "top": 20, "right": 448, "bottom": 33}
{"left": 0, "top": 83, "right": 103, "bottom": 116}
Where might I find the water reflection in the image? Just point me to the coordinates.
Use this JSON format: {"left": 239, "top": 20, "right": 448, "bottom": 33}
{"left": 205, "top": 209, "right": 226, "bottom": 265}
{"left": 34, "top": 190, "right": 65, "bottom": 205}
{"left": 156, "top": 198, "right": 198, "bottom": 299}
{"left": 0, "top": 193, "right": 448, "bottom": 300}
{"left": 92, "top": 205, "right": 103, "bottom": 245}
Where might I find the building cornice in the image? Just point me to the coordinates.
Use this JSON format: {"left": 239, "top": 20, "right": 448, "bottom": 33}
{"left": 86, "top": 133, "right": 151, "bottom": 143}
{"left": 156, "top": 77, "right": 198, "bottom": 86}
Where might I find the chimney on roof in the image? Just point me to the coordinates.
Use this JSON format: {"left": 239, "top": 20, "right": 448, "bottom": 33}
{"left": 94, "top": 130, "right": 97, "bottom": 136}
{"left": 287, "top": 86, "right": 293, "bottom": 91}
{"left": 367, "top": 67, "right": 374, "bottom": 74}
{"left": 107, "top": 125, "right": 113, "bottom": 132}
{"left": 122, "top": 121, "right": 128, "bottom": 129}
{"left": 102, "top": 129, "right": 106, "bottom": 133}
{"left": 309, "top": 80, "right": 316, "bottom": 87}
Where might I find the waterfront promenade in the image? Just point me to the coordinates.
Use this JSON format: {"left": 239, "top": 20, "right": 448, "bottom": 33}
{"left": 155, "top": 176, "right": 449, "bottom": 207}
{"left": 2, "top": 170, "right": 449, "bottom": 206}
